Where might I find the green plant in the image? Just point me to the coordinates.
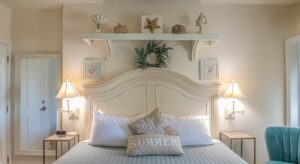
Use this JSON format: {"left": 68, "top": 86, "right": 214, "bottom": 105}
{"left": 135, "top": 41, "right": 173, "bottom": 69}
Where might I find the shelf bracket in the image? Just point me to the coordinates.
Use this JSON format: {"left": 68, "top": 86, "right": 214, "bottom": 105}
{"left": 83, "top": 39, "right": 112, "bottom": 61}
{"left": 105, "top": 40, "right": 111, "bottom": 61}
{"left": 191, "top": 40, "right": 214, "bottom": 61}
{"left": 191, "top": 41, "right": 198, "bottom": 61}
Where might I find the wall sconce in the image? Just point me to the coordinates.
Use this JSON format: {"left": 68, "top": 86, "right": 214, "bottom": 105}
{"left": 56, "top": 80, "right": 81, "bottom": 133}
{"left": 61, "top": 99, "right": 80, "bottom": 119}
{"left": 223, "top": 81, "right": 246, "bottom": 119}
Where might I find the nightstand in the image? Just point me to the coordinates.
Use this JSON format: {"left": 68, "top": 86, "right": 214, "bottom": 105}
{"left": 220, "top": 131, "right": 256, "bottom": 164}
{"left": 43, "top": 133, "right": 79, "bottom": 164}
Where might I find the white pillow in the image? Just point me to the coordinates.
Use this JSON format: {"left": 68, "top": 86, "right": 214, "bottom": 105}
{"left": 89, "top": 111, "right": 145, "bottom": 147}
{"left": 164, "top": 115, "right": 213, "bottom": 146}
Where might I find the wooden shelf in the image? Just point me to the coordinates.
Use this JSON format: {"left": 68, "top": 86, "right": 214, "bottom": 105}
{"left": 82, "top": 33, "right": 221, "bottom": 61}
{"left": 83, "top": 33, "right": 220, "bottom": 43}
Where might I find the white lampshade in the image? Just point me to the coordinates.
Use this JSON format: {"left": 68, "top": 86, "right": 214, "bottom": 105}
{"left": 56, "top": 80, "right": 80, "bottom": 99}
{"left": 223, "top": 81, "right": 246, "bottom": 99}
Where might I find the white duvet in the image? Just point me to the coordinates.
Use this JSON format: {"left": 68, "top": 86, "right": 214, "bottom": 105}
{"left": 53, "top": 140, "right": 248, "bottom": 164}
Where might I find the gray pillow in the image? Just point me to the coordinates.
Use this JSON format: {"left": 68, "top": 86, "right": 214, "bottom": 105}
{"left": 128, "top": 108, "right": 175, "bottom": 135}
{"left": 127, "top": 134, "right": 184, "bottom": 156}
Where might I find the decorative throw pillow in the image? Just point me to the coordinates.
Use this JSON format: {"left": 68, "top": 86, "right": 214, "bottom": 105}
{"left": 126, "top": 134, "right": 184, "bottom": 156}
{"left": 129, "top": 108, "right": 175, "bottom": 135}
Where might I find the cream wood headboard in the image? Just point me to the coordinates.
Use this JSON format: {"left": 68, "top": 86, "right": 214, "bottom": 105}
{"left": 83, "top": 68, "right": 221, "bottom": 138}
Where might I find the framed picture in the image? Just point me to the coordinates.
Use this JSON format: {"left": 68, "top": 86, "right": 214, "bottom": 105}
{"left": 141, "top": 15, "right": 163, "bottom": 33}
{"left": 83, "top": 58, "right": 103, "bottom": 80}
{"left": 199, "top": 58, "right": 219, "bottom": 81}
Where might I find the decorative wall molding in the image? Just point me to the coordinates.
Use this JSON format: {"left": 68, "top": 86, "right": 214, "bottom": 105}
{"left": 285, "top": 35, "right": 300, "bottom": 127}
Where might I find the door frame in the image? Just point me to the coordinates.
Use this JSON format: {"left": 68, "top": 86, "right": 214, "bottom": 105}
{"left": 285, "top": 35, "right": 300, "bottom": 127}
{"left": 0, "top": 39, "right": 12, "bottom": 164}
{"left": 14, "top": 54, "right": 61, "bottom": 156}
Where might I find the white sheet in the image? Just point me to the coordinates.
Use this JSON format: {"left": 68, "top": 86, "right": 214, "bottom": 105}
{"left": 53, "top": 140, "right": 248, "bottom": 164}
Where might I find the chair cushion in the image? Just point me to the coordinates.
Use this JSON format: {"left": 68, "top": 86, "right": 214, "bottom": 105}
{"left": 265, "top": 161, "right": 294, "bottom": 164}
{"left": 265, "top": 127, "right": 300, "bottom": 163}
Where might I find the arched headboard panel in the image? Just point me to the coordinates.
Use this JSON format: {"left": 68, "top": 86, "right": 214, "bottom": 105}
{"left": 83, "top": 68, "right": 221, "bottom": 138}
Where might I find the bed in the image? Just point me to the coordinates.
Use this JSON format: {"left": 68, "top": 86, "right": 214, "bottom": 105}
{"left": 53, "top": 140, "right": 247, "bottom": 164}
{"left": 54, "top": 68, "right": 247, "bottom": 164}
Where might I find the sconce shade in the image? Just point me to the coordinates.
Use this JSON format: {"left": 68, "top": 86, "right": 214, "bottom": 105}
{"left": 56, "top": 80, "right": 80, "bottom": 99}
{"left": 223, "top": 81, "right": 246, "bottom": 99}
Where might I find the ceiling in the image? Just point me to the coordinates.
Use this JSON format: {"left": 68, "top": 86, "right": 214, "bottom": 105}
{"left": 0, "top": 0, "right": 299, "bottom": 10}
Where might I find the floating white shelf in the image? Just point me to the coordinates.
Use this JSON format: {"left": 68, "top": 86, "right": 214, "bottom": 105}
{"left": 82, "top": 33, "right": 221, "bottom": 61}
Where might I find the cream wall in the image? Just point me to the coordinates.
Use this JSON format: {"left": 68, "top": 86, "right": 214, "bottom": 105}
{"left": 290, "top": 5, "right": 300, "bottom": 36}
{"left": 63, "top": 3, "right": 296, "bottom": 164}
{"left": 292, "top": 5, "right": 300, "bottom": 35}
{"left": 282, "top": 5, "right": 300, "bottom": 38}
{"left": 0, "top": 3, "right": 11, "bottom": 41}
{"left": 12, "top": 10, "right": 62, "bottom": 54}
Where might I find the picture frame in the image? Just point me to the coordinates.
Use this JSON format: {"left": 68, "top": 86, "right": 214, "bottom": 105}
{"left": 141, "top": 15, "right": 163, "bottom": 33}
{"left": 83, "top": 58, "right": 103, "bottom": 80}
{"left": 199, "top": 58, "right": 219, "bottom": 81}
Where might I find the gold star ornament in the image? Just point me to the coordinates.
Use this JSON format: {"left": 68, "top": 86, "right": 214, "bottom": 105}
{"left": 144, "top": 17, "right": 161, "bottom": 33}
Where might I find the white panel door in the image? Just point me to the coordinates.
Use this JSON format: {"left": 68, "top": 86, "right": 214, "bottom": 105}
{"left": 19, "top": 57, "right": 58, "bottom": 155}
{"left": 0, "top": 43, "right": 9, "bottom": 164}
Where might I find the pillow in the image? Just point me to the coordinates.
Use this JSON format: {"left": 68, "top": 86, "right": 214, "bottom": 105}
{"left": 88, "top": 111, "right": 145, "bottom": 147}
{"left": 129, "top": 108, "right": 175, "bottom": 135}
{"left": 164, "top": 115, "right": 213, "bottom": 146}
{"left": 126, "top": 134, "right": 184, "bottom": 156}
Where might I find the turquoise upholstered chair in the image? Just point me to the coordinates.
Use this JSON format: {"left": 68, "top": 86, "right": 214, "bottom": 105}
{"left": 265, "top": 127, "right": 300, "bottom": 164}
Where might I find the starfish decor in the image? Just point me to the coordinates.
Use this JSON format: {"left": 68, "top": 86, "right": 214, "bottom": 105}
{"left": 144, "top": 18, "right": 161, "bottom": 33}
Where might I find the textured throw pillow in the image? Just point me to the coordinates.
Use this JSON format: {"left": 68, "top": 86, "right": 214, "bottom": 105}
{"left": 88, "top": 111, "right": 145, "bottom": 147}
{"left": 129, "top": 108, "right": 175, "bottom": 135}
{"left": 164, "top": 115, "right": 213, "bottom": 146}
{"left": 127, "top": 134, "right": 184, "bottom": 156}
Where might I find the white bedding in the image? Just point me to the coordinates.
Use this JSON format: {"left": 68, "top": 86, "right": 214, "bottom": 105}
{"left": 53, "top": 141, "right": 247, "bottom": 164}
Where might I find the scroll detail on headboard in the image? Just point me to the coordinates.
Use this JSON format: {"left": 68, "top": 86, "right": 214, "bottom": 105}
{"left": 83, "top": 68, "right": 221, "bottom": 138}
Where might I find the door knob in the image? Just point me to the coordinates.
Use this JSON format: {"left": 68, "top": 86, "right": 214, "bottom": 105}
{"left": 40, "top": 106, "right": 47, "bottom": 111}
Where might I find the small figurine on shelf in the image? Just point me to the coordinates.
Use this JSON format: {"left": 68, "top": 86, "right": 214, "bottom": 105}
{"left": 114, "top": 23, "right": 128, "bottom": 33}
{"left": 172, "top": 24, "right": 186, "bottom": 34}
{"left": 195, "top": 12, "right": 207, "bottom": 34}
{"left": 142, "top": 15, "right": 163, "bottom": 34}
{"left": 91, "top": 13, "right": 106, "bottom": 33}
